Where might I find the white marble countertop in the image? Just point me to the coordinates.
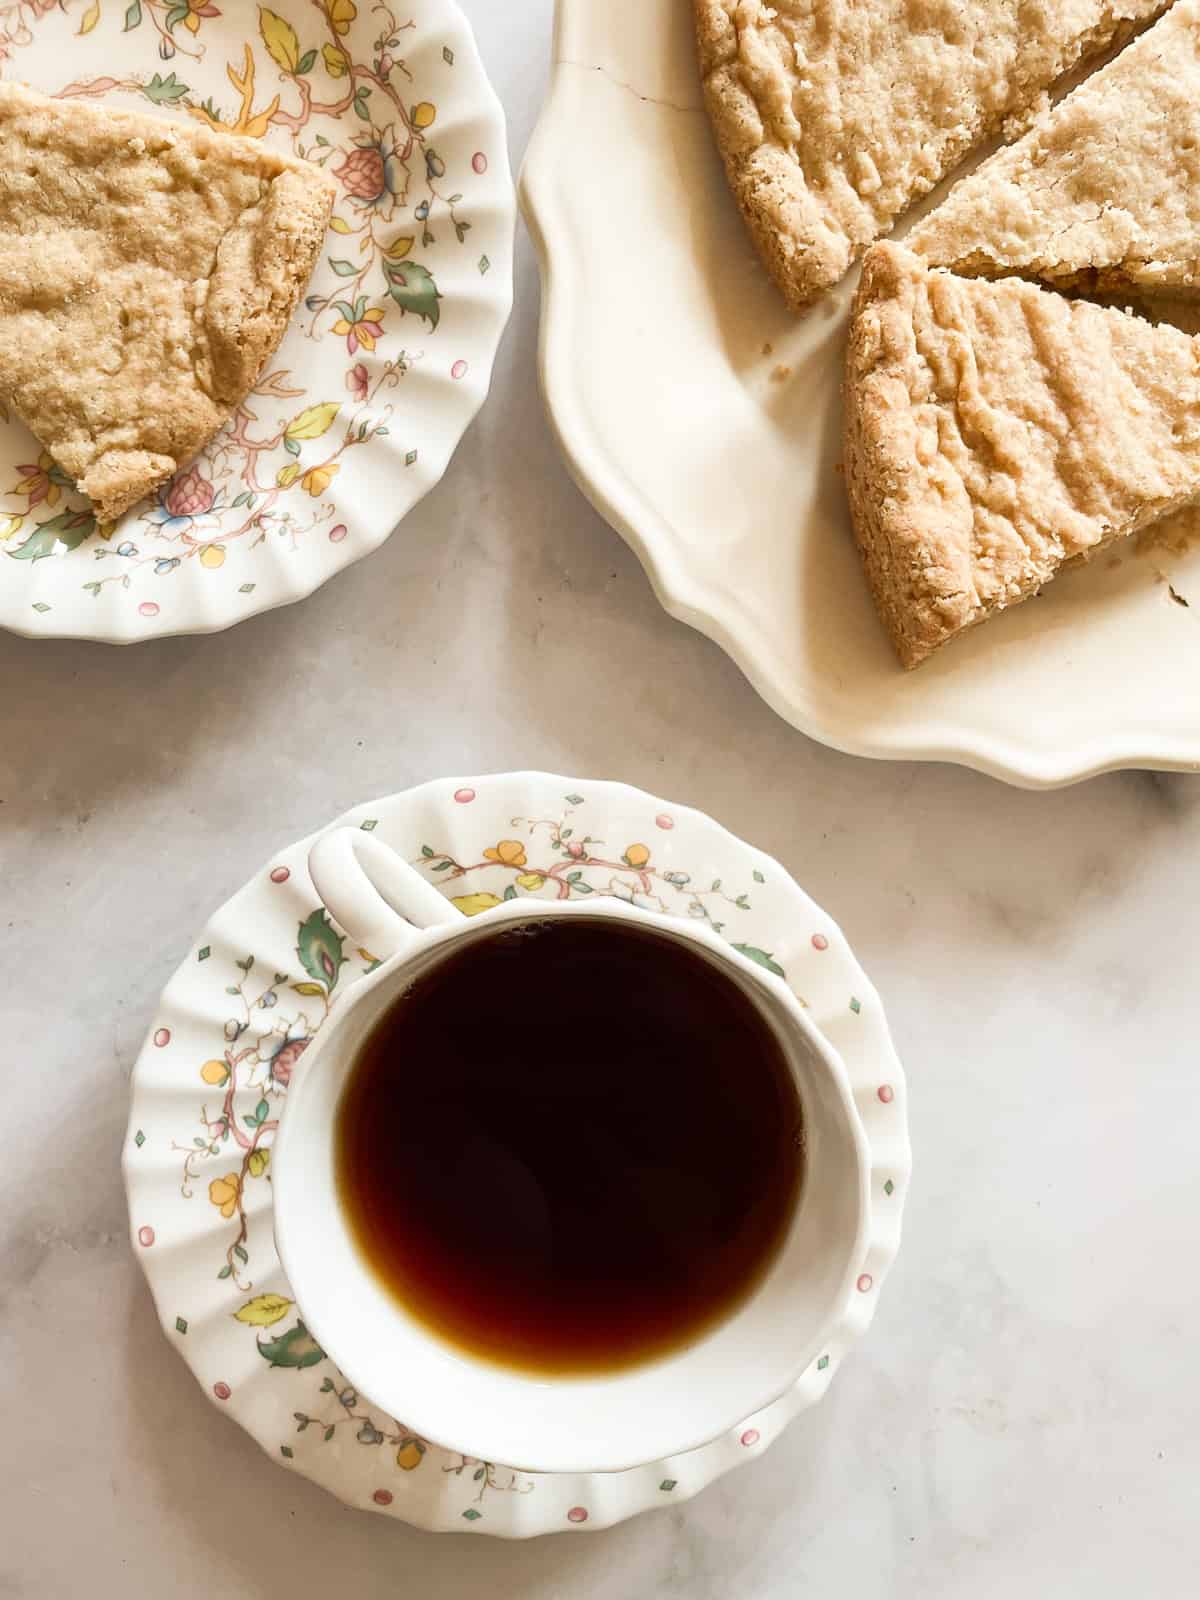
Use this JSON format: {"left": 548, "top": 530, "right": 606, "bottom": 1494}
{"left": 3, "top": 2, "right": 1199, "bottom": 1593}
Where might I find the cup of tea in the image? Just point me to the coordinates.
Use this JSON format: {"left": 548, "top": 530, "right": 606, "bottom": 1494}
{"left": 271, "top": 827, "right": 871, "bottom": 1475}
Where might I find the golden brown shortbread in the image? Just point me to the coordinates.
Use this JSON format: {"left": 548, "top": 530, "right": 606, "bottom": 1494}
{"left": 694, "top": 0, "right": 1171, "bottom": 310}
{"left": 0, "top": 82, "right": 336, "bottom": 522}
{"left": 844, "top": 244, "right": 1200, "bottom": 667}
{"left": 909, "top": 0, "right": 1200, "bottom": 295}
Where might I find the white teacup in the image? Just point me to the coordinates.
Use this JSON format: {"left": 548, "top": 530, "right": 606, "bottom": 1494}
{"left": 272, "top": 827, "right": 871, "bottom": 1475}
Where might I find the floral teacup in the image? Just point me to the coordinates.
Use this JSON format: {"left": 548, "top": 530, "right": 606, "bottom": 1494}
{"left": 272, "top": 827, "right": 871, "bottom": 1475}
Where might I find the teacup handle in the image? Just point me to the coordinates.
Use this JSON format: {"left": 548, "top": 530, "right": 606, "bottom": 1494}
{"left": 308, "top": 827, "right": 462, "bottom": 962}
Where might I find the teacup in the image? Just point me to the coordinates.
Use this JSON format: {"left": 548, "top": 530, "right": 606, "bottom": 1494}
{"left": 272, "top": 826, "right": 871, "bottom": 1475}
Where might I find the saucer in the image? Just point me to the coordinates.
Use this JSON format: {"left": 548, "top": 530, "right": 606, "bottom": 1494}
{"left": 123, "top": 773, "right": 910, "bottom": 1537}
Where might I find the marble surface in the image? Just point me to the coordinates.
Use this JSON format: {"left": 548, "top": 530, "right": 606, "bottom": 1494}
{"left": 2, "top": 2, "right": 1199, "bottom": 1593}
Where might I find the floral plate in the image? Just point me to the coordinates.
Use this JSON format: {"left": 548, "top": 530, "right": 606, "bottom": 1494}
{"left": 0, "top": 0, "right": 513, "bottom": 642}
{"left": 123, "top": 773, "right": 910, "bottom": 1538}
{"left": 522, "top": 0, "right": 1200, "bottom": 787}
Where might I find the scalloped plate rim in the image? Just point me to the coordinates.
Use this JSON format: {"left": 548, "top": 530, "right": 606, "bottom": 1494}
{"left": 0, "top": 0, "right": 515, "bottom": 645}
{"left": 123, "top": 770, "right": 910, "bottom": 1537}
{"left": 519, "top": 12, "right": 1200, "bottom": 792}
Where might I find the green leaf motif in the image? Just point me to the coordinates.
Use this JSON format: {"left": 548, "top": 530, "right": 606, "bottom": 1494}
{"left": 124, "top": 0, "right": 143, "bottom": 26}
{"left": 143, "top": 71, "right": 190, "bottom": 104}
{"left": 297, "top": 907, "right": 346, "bottom": 993}
{"left": 327, "top": 257, "right": 358, "bottom": 277}
{"left": 164, "top": 1, "right": 189, "bottom": 32}
{"left": 731, "top": 944, "right": 785, "bottom": 979}
{"left": 8, "top": 508, "right": 96, "bottom": 562}
{"left": 565, "top": 793, "right": 585, "bottom": 806}
{"left": 257, "top": 1320, "right": 325, "bottom": 1370}
{"left": 297, "top": 47, "right": 317, "bottom": 74}
{"left": 384, "top": 259, "right": 441, "bottom": 330}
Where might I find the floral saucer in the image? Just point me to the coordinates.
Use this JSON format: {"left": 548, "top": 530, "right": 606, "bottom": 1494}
{"left": 0, "top": 0, "right": 513, "bottom": 643}
{"left": 123, "top": 774, "right": 910, "bottom": 1537}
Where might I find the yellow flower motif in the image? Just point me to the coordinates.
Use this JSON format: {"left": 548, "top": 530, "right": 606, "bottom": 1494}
{"left": 323, "top": 41, "right": 349, "bottom": 77}
{"left": 396, "top": 1438, "right": 426, "bottom": 1471}
{"left": 181, "top": 0, "right": 220, "bottom": 35}
{"left": 624, "top": 843, "right": 651, "bottom": 869}
{"left": 452, "top": 892, "right": 503, "bottom": 917}
{"left": 209, "top": 1172, "right": 242, "bottom": 1219}
{"left": 483, "top": 840, "right": 527, "bottom": 867}
{"left": 13, "top": 450, "right": 67, "bottom": 510}
{"left": 327, "top": 0, "right": 356, "bottom": 35}
{"left": 412, "top": 102, "right": 436, "bottom": 130}
{"left": 276, "top": 462, "right": 302, "bottom": 489}
{"left": 199, "top": 544, "right": 226, "bottom": 570}
{"left": 200, "top": 1058, "right": 230, "bottom": 1087}
{"left": 331, "top": 304, "right": 386, "bottom": 355}
{"left": 301, "top": 463, "right": 340, "bottom": 497}
{"left": 247, "top": 1149, "right": 270, "bottom": 1179}
{"left": 515, "top": 872, "right": 545, "bottom": 891}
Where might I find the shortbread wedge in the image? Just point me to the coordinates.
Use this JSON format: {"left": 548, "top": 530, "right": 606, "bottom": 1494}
{"left": 694, "top": 0, "right": 1171, "bottom": 311}
{"left": 844, "top": 244, "right": 1200, "bottom": 668}
{"left": 0, "top": 82, "right": 336, "bottom": 522}
{"left": 910, "top": 0, "right": 1200, "bottom": 295}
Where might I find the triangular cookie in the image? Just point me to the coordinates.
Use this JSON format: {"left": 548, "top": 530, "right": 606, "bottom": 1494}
{"left": 694, "top": 0, "right": 1171, "bottom": 310}
{"left": 0, "top": 82, "right": 335, "bottom": 522}
{"left": 909, "top": 0, "right": 1200, "bottom": 295}
{"left": 844, "top": 244, "right": 1200, "bottom": 667}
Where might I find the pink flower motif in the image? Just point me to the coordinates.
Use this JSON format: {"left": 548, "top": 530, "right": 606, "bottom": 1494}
{"left": 153, "top": 1027, "right": 171, "bottom": 1048}
{"left": 347, "top": 362, "right": 369, "bottom": 401}
{"left": 373, "top": 1489, "right": 393, "bottom": 1506}
{"left": 877, "top": 1084, "right": 894, "bottom": 1104}
{"left": 165, "top": 463, "right": 216, "bottom": 519}
{"left": 270, "top": 866, "right": 291, "bottom": 884}
{"left": 335, "top": 143, "right": 387, "bottom": 204}
{"left": 566, "top": 841, "right": 585, "bottom": 859}
{"left": 740, "top": 1428, "right": 760, "bottom": 1447}
{"left": 213, "top": 1382, "right": 231, "bottom": 1401}
{"left": 811, "top": 933, "right": 829, "bottom": 951}
{"left": 566, "top": 1506, "right": 588, "bottom": 1524}
{"left": 453, "top": 788, "right": 476, "bottom": 804}
{"left": 269, "top": 1036, "right": 309, "bottom": 1088}
{"left": 137, "top": 1226, "right": 155, "bottom": 1247}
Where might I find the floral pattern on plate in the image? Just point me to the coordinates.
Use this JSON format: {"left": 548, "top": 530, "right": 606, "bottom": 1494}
{"left": 0, "top": 0, "right": 513, "bottom": 641}
{"left": 125, "top": 773, "right": 910, "bottom": 1536}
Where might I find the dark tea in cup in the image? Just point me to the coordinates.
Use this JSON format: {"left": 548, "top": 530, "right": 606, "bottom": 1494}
{"left": 336, "top": 916, "right": 804, "bottom": 1376}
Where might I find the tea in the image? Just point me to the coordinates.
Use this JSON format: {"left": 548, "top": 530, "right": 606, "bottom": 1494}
{"left": 335, "top": 917, "right": 804, "bottom": 1376}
